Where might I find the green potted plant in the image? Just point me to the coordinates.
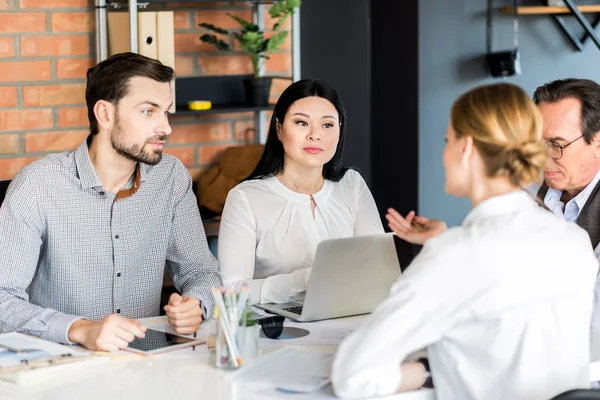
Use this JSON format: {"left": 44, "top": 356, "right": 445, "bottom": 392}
{"left": 198, "top": 0, "right": 300, "bottom": 107}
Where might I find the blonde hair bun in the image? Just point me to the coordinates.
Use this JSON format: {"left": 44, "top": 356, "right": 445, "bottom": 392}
{"left": 451, "top": 83, "right": 547, "bottom": 187}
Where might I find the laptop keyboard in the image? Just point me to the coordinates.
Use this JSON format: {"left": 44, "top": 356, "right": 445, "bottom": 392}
{"left": 282, "top": 306, "right": 303, "bottom": 315}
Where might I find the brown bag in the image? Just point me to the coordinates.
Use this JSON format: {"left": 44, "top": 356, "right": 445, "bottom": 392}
{"left": 196, "top": 133, "right": 264, "bottom": 215}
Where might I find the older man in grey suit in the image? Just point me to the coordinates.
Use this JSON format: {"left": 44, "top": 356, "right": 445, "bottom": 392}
{"left": 533, "top": 78, "right": 600, "bottom": 327}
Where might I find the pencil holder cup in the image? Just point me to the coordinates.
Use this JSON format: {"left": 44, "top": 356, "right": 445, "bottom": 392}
{"left": 214, "top": 305, "right": 261, "bottom": 370}
{"left": 215, "top": 315, "right": 238, "bottom": 370}
{"left": 237, "top": 324, "right": 261, "bottom": 362}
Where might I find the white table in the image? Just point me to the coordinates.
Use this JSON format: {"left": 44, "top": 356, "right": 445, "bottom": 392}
{"left": 6, "top": 319, "right": 600, "bottom": 400}
{"left": 0, "top": 315, "right": 435, "bottom": 400}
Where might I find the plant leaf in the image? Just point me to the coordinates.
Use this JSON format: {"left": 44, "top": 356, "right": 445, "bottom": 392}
{"left": 199, "top": 34, "right": 230, "bottom": 51}
{"left": 232, "top": 31, "right": 244, "bottom": 42}
{"left": 265, "top": 31, "right": 287, "bottom": 53}
{"left": 197, "top": 0, "right": 301, "bottom": 77}
{"left": 269, "top": 0, "right": 300, "bottom": 19}
{"left": 227, "top": 13, "right": 259, "bottom": 32}
{"left": 198, "top": 22, "right": 229, "bottom": 35}
{"left": 238, "top": 31, "right": 266, "bottom": 54}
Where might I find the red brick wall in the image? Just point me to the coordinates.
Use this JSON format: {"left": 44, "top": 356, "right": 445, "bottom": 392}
{"left": 0, "top": 0, "right": 292, "bottom": 181}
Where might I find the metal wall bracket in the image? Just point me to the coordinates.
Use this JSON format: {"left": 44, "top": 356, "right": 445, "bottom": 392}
{"left": 546, "top": 0, "right": 600, "bottom": 51}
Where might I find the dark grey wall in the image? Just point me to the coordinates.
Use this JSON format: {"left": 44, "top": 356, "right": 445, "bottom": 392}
{"left": 300, "top": 0, "right": 419, "bottom": 218}
{"left": 299, "top": 0, "right": 600, "bottom": 231}
{"left": 300, "top": 0, "right": 372, "bottom": 183}
{"left": 420, "top": 0, "right": 600, "bottom": 226}
{"left": 371, "top": 0, "right": 419, "bottom": 266}
{"left": 301, "top": 0, "right": 419, "bottom": 265}
{"left": 370, "top": 0, "right": 419, "bottom": 214}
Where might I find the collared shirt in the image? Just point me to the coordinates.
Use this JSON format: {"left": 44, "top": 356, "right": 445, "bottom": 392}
{"left": 332, "top": 191, "right": 598, "bottom": 400}
{"left": 544, "top": 167, "right": 600, "bottom": 258}
{"left": 218, "top": 170, "right": 384, "bottom": 305}
{"left": 0, "top": 139, "right": 222, "bottom": 344}
{"left": 543, "top": 168, "right": 600, "bottom": 330}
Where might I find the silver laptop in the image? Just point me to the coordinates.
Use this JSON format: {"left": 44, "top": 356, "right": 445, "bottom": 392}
{"left": 256, "top": 233, "right": 401, "bottom": 322}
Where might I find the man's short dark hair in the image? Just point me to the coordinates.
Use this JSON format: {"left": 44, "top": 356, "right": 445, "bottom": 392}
{"left": 85, "top": 52, "right": 175, "bottom": 136}
{"left": 533, "top": 78, "right": 600, "bottom": 144}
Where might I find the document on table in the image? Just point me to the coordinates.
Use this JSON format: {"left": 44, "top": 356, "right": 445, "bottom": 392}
{"left": 0, "top": 332, "right": 89, "bottom": 368}
{"left": 0, "top": 332, "right": 110, "bottom": 385}
{"left": 259, "top": 326, "right": 353, "bottom": 348}
{"left": 227, "top": 347, "right": 334, "bottom": 393}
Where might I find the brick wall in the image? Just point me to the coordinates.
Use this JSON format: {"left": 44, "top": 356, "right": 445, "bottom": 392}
{"left": 0, "top": 0, "right": 292, "bottom": 181}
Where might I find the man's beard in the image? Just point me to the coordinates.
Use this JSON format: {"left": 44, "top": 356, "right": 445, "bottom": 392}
{"left": 110, "top": 122, "right": 166, "bottom": 166}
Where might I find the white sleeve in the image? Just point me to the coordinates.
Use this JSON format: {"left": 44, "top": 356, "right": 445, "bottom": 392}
{"left": 349, "top": 171, "right": 384, "bottom": 236}
{"left": 218, "top": 186, "right": 311, "bottom": 305}
{"left": 259, "top": 268, "right": 311, "bottom": 304}
{"left": 332, "top": 283, "right": 436, "bottom": 398}
{"left": 218, "top": 188, "right": 262, "bottom": 302}
{"left": 331, "top": 236, "right": 475, "bottom": 399}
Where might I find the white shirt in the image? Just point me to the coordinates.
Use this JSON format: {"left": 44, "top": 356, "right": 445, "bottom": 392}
{"left": 217, "top": 169, "right": 384, "bottom": 305}
{"left": 544, "top": 167, "right": 600, "bottom": 258}
{"left": 543, "top": 167, "right": 600, "bottom": 329}
{"left": 332, "top": 191, "right": 598, "bottom": 400}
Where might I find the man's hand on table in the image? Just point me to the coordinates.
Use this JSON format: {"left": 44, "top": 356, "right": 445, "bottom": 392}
{"left": 68, "top": 314, "right": 147, "bottom": 351}
{"left": 164, "top": 293, "right": 203, "bottom": 335}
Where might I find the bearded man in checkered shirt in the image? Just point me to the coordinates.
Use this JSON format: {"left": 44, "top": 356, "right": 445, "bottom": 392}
{"left": 0, "top": 52, "right": 222, "bottom": 351}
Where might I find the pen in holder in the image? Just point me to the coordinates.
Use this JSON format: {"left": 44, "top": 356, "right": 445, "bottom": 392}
{"left": 211, "top": 285, "right": 260, "bottom": 370}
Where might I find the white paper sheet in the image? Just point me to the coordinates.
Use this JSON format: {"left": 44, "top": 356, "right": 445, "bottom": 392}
{"left": 259, "top": 325, "right": 353, "bottom": 348}
{"left": 0, "top": 333, "right": 88, "bottom": 368}
{"left": 227, "top": 347, "right": 334, "bottom": 393}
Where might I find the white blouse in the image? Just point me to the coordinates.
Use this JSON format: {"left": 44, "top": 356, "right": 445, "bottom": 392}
{"left": 332, "top": 191, "right": 599, "bottom": 400}
{"left": 217, "top": 169, "right": 384, "bottom": 305}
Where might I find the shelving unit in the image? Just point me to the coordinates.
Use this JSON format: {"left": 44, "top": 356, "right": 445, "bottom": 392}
{"left": 500, "top": 1, "right": 600, "bottom": 52}
{"left": 500, "top": 5, "right": 600, "bottom": 14}
{"left": 172, "top": 74, "right": 286, "bottom": 116}
{"left": 93, "top": 0, "right": 301, "bottom": 143}
{"left": 172, "top": 104, "right": 275, "bottom": 116}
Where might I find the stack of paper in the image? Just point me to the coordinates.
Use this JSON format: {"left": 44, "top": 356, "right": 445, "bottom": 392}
{"left": 0, "top": 332, "right": 110, "bottom": 385}
{"left": 227, "top": 347, "right": 335, "bottom": 393}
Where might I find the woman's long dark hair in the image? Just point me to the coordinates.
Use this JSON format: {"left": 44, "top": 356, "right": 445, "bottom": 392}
{"left": 245, "top": 79, "right": 348, "bottom": 182}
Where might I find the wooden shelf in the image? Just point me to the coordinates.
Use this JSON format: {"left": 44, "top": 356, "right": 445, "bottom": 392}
{"left": 173, "top": 103, "right": 274, "bottom": 116}
{"left": 499, "top": 2, "right": 600, "bottom": 52}
{"left": 108, "top": 0, "right": 275, "bottom": 5}
{"left": 501, "top": 5, "right": 600, "bottom": 15}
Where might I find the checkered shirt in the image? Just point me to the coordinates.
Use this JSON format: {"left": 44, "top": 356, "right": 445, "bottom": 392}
{"left": 0, "top": 138, "right": 222, "bottom": 344}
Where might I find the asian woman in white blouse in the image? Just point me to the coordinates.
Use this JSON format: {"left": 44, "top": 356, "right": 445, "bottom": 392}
{"left": 332, "top": 83, "right": 599, "bottom": 400}
{"left": 217, "top": 79, "right": 384, "bottom": 305}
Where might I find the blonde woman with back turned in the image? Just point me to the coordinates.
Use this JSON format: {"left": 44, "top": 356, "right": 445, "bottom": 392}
{"left": 332, "top": 83, "right": 599, "bottom": 400}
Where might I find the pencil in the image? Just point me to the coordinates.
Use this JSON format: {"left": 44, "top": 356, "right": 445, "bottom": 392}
{"left": 211, "top": 288, "right": 241, "bottom": 367}
{"left": 236, "top": 285, "right": 249, "bottom": 321}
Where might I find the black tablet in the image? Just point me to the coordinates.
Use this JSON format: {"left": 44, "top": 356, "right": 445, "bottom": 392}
{"left": 125, "top": 328, "right": 204, "bottom": 355}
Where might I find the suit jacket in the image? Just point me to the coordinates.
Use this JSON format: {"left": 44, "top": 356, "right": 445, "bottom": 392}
{"left": 536, "top": 182, "right": 600, "bottom": 250}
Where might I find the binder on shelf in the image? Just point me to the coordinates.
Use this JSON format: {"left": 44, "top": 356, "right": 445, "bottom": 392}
{"left": 138, "top": 11, "right": 158, "bottom": 59}
{"left": 107, "top": 11, "right": 175, "bottom": 112}
{"left": 107, "top": 11, "right": 158, "bottom": 59}
{"left": 107, "top": 12, "right": 131, "bottom": 56}
{"left": 156, "top": 11, "right": 175, "bottom": 113}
